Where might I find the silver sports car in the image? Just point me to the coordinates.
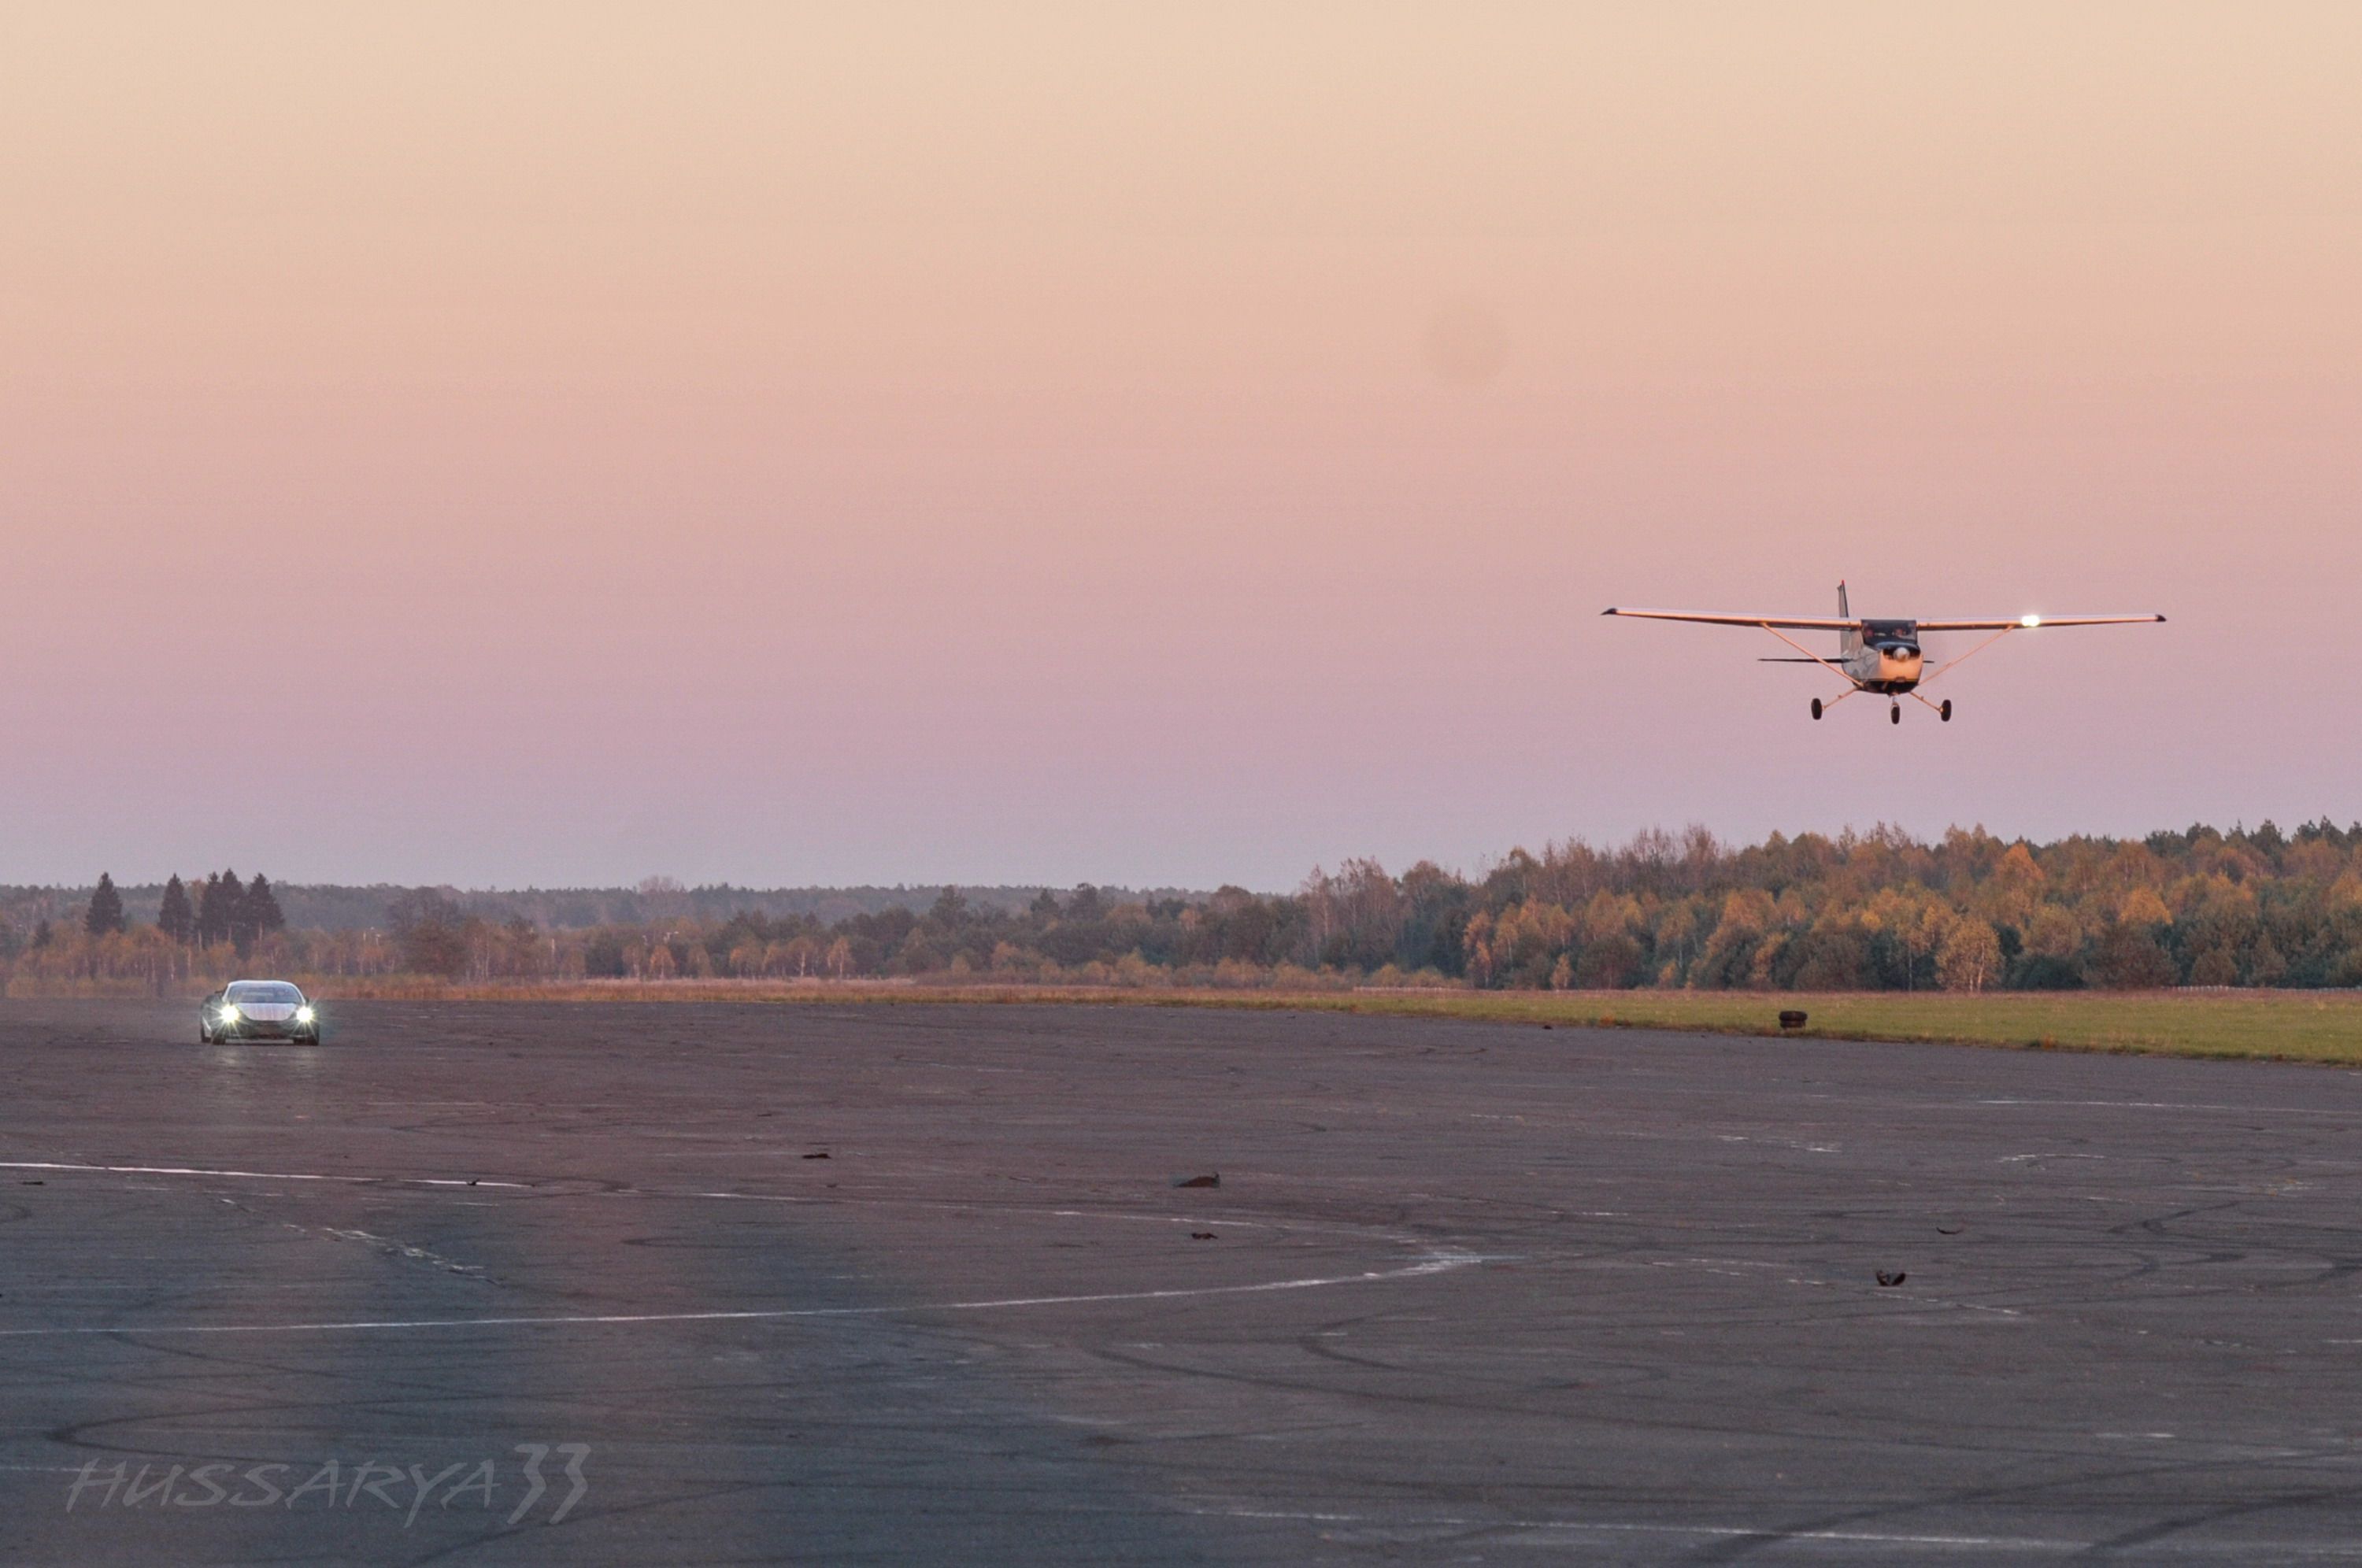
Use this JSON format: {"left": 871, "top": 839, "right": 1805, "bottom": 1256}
{"left": 200, "top": 980, "right": 321, "bottom": 1045}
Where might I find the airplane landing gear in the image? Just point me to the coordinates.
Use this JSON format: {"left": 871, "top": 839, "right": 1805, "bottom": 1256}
{"left": 1940, "top": 699, "right": 1953, "bottom": 723}
{"left": 1890, "top": 702, "right": 1901, "bottom": 725}
{"left": 1810, "top": 698, "right": 1823, "bottom": 720}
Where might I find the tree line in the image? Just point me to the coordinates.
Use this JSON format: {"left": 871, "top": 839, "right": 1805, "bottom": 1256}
{"left": 9, "top": 820, "right": 2362, "bottom": 995}
{"left": 75, "top": 870, "right": 287, "bottom": 955}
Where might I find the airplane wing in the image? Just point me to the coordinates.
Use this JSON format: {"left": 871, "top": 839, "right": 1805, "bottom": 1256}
{"left": 1915, "top": 614, "right": 2167, "bottom": 631}
{"left": 1601, "top": 608, "right": 1859, "bottom": 631}
{"left": 1604, "top": 608, "right": 2166, "bottom": 631}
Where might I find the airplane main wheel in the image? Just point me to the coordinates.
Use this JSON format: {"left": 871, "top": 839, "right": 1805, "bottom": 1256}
{"left": 1810, "top": 698, "right": 1823, "bottom": 721}
{"left": 1890, "top": 704, "right": 1901, "bottom": 725}
{"left": 1940, "top": 700, "right": 1953, "bottom": 723}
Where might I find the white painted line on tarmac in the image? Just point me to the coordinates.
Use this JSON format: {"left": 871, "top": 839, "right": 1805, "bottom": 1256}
{"left": 0, "top": 1161, "right": 528, "bottom": 1189}
{"left": 0, "top": 1249, "right": 1484, "bottom": 1338}
{"left": 1185, "top": 1504, "right": 2088, "bottom": 1552}
{"left": 7, "top": 1163, "right": 1404, "bottom": 1252}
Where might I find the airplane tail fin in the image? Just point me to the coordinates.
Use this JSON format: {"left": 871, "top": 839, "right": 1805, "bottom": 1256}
{"left": 1838, "top": 581, "right": 1857, "bottom": 655}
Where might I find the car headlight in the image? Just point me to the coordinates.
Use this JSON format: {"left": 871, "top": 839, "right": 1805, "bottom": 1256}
{"left": 296, "top": 1006, "right": 315, "bottom": 1023}
{"left": 219, "top": 1004, "right": 241, "bottom": 1022}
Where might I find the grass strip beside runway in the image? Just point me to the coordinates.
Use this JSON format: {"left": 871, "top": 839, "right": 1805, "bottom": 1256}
{"left": 222, "top": 980, "right": 2362, "bottom": 1065}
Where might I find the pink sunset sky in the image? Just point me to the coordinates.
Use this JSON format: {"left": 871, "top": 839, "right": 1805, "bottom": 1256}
{"left": 3, "top": 4, "right": 2357, "bottom": 889}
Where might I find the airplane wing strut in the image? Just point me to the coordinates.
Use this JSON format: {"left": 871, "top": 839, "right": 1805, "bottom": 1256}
{"left": 1754, "top": 623, "right": 1859, "bottom": 686}
{"left": 1916, "top": 627, "right": 2018, "bottom": 690}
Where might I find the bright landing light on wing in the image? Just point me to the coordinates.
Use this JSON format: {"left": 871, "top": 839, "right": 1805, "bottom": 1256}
{"left": 2020, "top": 614, "right": 2042, "bottom": 628}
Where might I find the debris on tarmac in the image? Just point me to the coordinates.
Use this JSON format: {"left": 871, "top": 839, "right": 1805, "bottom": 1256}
{"left": 1875, "top": 1270, "right": 1908, "bottom": 1287}
{"left": 803, "top": 1151, "right": 831, "bottom": 1159}
{"left": 1190, "top": 1232, "right": 1216, "bottom": 1241}
{"left": 1172, "top": 1173, "right": 1219, "bottom": 1189}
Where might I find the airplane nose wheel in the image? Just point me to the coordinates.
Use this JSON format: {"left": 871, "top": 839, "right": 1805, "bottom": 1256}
{"left": 1810, "top": 698, "right": 1823, "bottom": 721}
{"left": 1940, "top": 699, "right": 1953, "bottom": 723}
{"left": 1889, "top": 703, "right": 1901, "bottom": 725}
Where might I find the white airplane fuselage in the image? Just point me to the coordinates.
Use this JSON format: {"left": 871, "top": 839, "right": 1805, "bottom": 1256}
{"left": 1839, "top": 617, "right": 1923, "bottom": 693}
{"left": 1846, "top": 643, "right": 1923, "bottom": 693}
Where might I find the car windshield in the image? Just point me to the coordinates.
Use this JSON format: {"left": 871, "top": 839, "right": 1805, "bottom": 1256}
{"left": 224, "top": 982, "right": 302, "bottom": 1004}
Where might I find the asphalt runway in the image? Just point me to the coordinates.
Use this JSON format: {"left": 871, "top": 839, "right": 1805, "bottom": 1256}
{"left": 6, "top": 1000, "right": 2362, "bottom": 1563}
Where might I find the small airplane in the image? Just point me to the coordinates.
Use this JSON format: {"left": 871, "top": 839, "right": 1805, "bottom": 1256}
{"left": 1603, "top": 582, "right": 2165, "bottom": 723}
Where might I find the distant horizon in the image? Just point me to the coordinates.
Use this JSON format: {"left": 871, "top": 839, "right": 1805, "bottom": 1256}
{"left": 9, "top": 813, "right": 2357, "bottom": 905}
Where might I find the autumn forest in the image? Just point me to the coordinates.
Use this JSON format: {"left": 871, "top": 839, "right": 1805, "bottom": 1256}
{"left": 7, "top": 821, "right": 2362, "bottom": 997}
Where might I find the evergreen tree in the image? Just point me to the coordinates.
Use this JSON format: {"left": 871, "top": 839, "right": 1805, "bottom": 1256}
{"left": 197, "top": 870, "right": 236, "bottom": 949}
{"left": 246, "top": 873, "right": 286, "bottom": 940}
{"left": 157, "top": 875, "right": 194, "bottom": 945}
{"left": 83, "top": 872, "right": 127, "bottom": 938}
{"left": 31, "top": 919, "right": 53, "bottom": 949}
{"left": 222, "top": 867, "right": 260, "bottom": 958}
